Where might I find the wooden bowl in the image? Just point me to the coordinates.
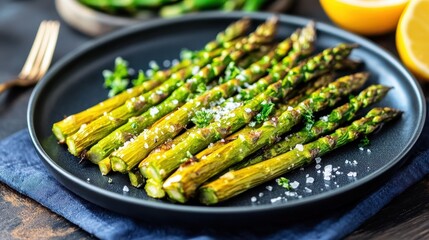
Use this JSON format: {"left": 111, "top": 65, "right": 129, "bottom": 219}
{"left": 55, "top": 0, "right": 154, "bottom": 37}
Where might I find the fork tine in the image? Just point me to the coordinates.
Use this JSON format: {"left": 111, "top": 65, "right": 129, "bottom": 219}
{"left": 19, "top": 21, "right": 48, "bottom": 79}
{"left": 36, "top": 21, "right": 60, "bottom": 80}
{"left": 27, "top": 21, "right": 56, "bottom": 81}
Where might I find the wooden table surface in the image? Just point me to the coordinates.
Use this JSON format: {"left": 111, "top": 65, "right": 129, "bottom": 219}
{"left": 1, "top": 0, "right": 429, "bottom": 239}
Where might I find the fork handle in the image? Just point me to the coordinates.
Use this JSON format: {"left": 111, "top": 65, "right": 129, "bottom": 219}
{"left": 0, "top": 79, "right": 19, "bottom": 94}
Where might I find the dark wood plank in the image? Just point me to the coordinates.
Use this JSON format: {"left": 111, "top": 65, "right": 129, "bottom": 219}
{"left": 348, "top": 175, "right": 429, "bottom": 239}
{"left": 0, "top": 183, "right": 93, "bottom": 239}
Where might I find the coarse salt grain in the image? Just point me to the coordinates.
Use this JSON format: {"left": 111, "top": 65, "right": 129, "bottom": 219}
{"left": 306, "top": 177, "right": 314, "bottom": 184}
{"left": 150, "top": 107, "right": 159, "bottom": 116}
{"left": 271, "top": 197, "right": 282, "bottom": 203}
{"left": 304, "top": 187, "right": 312, "bottom": 193}
{"left": 251, "top": 196, "right": 257, "bottom": 202}
{"left": 290, "top": 181, "right": 300, "bottom": 189}
{"left": 315, "top": 157, "right": 322, "bottom": 164}
{"left": 266, "top": 185, "right": 273, "bottom": 191}
{"left": 295, "top": 144, "right": 304, "bottom": 151}
{"left": 320, "top": 116, "right": 329, "bottom": 122}
{"left": 123, "top": 186, "right": 129, "bottom": 192}
{"left": 163, "top": 59, "right": 170, "bottom": 67}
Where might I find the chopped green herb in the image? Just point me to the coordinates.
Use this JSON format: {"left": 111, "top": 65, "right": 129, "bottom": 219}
{"left": 255, "top": 102, "right": 275, "bottom": 124}
{"left": 149, "top": 61, "right": 160, "bottom": 71}
{"left": 196, "top": 83, "right": 207, "bottom": 94}
{"left": 103, "top": 57, "right": 130, "bottom": 97}
{"left": 303, "top": 107, "right": 315, "bottom": 130}
{"left": 277, "top": 177, "right": 291, "bottom": 190}
{"left": 191, "top": 110, "right": 214, "bottom": 128}
{"left": 223, "top": 62, "right": 241, "bottom": 82}
{"left": 131, "top": 70, "right": 147, "bottom": 86}
{"left": 359, "top": 136, "right": 370, "bottom": 147}
{"left": 180, "top": 49, "right": 195, "bottom": 60}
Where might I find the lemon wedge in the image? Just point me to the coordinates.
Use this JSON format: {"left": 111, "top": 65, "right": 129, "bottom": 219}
{"left": 320, "top": 0, "right": 408, "bottom": 35}
{"left": 396, "top": 0, "right": 429, "bottom": 80}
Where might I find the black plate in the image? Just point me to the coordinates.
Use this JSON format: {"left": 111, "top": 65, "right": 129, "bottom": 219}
{"left": 28, "top": 12, "right": 426, "bottom": 224}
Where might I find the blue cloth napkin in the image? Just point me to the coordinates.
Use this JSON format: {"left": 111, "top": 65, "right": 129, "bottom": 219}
{"left": 1, "top": 118, "right": 429, "bottom": 240}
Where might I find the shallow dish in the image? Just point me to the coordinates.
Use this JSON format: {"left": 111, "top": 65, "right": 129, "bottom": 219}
{"left": 28, "top": 12, "right": 425, "bottom": 224}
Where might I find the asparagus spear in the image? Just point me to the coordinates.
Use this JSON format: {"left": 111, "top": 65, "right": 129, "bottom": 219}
{"left": 162, "top": 73, "right": 368, "bottom": 202}
{"left": 66, "top": 18, "right": 276, "bottom": 157}
{"left": 52, "top": 18, "right": 250, "bottom": 143}
{"left": 129, "top": 168, "right": 145, "bottom": 188}
{"left": 98, "top": 158, "right": 111, "bottom": 176}
{"left": 199, "top": 107, "right": 401, "bottom": 204}
{"left": 142, "top": 44, "right": 356, "bottom": 183}
{"left": 232, "top": 84, "right": 391, "bottom": 170}
{"left": 85, "top": 18, "right": 278, "bottom": 163}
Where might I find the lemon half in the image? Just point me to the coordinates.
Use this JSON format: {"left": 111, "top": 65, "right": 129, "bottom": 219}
{"left": 396, "top": 0, "right": 429, "bottom": 80}
{"left": 320, "top": 0, "right": 408, "bottom": 35}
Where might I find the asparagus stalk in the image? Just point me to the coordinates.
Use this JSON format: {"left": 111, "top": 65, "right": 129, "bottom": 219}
{"left": 98, "top": 158, "right": 111, "bottom": 176}
{"left": 66, "top": 18, "right": 276, "bottom": 157}
{"left": 52, "top": 18, "right": 250, "bottom": 143}
{"left": 232, "top": 84, "right": 391, "bottom": 170}
{"left": 162, "top": 73, "right": 368, "bottom": 202}
{"left": 128, "top": 168, "right": 145, "bottom": 188}
{"left": 142, "top": 44, "right": 356, "bottom": 184}
{"left": 199, "top": 107, "right": 401, "bottom": 204}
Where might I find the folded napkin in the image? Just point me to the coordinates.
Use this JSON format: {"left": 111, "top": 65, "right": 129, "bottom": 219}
{"left": 1, "top": 113, "right": 429, "bottom": 239}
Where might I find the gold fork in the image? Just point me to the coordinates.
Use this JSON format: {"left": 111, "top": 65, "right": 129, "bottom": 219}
{"left": 0, "top": 20, "right": 60, "bottom": 93}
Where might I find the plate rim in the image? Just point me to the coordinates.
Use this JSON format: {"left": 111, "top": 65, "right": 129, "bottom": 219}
{"left": 27, "top": 11, "right": 426, "bottom": 216}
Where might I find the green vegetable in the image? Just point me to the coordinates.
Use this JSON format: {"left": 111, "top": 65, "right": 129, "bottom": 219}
{"left": 359, "top": 135, "right": 370, "bottom": 147}
{"left": 103, "top": 57, "right": 130, "bottom": 97}
{"left": 230, "top": 84, "right": 391, "bottom": 171}
{"left": 199, "top": 107, "right": 401, "bottom": 204}
{"left": 163, "top": 72, "right": 367, "bottom": 203}
{"left": 276, "top": 177, "right": 291, "bottom": 190}
{"left": 131, "top": 70, "right": 147, "bottom": 86}
{"left": 254, "top": 102, "right": 275, "bottom": 124}
{"left": 191, "top": 110, "right": 214, "bottom": 128}
{"left": 143, "top": 44, "right": 355, "bottom": 186}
